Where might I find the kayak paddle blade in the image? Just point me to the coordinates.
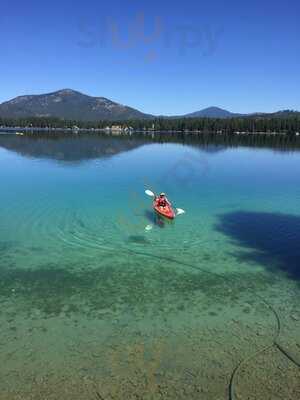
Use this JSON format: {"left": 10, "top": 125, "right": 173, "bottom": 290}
{"left": 176, "top": 208, "right": 185, "bottom": 216}
{"left": 145, "top": 189, "right": 155, "bottom": 197}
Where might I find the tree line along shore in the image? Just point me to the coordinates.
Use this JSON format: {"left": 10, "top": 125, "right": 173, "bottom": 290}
{"left": 1, "top": 116, "right": 300, "bottom": 135}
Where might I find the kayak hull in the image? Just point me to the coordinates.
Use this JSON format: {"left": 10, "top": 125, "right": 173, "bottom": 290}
{"left": 153, "top": 201, "right": 176, "bottom": 219}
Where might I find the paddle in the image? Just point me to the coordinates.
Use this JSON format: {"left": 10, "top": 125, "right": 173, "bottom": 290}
{"left": 145, "top": 189, "right": 185, "bottom": 216}
{"left": 176, "top": 208, "right": 185, "bottom": 216}
{"left": 145, "top": 189, "right": 155, "bottom": 197}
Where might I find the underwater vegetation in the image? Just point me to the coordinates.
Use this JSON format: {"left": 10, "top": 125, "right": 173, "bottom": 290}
{"left": 0, "top": 240, "right": 280, "bottom": 321}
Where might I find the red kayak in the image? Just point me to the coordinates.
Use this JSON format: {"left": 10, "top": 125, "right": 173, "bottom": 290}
{"left": 153, "top": 198, "right": 176, "bottom": 219}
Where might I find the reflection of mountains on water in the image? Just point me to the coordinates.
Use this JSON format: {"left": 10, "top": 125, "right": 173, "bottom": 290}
{"left": 0, "top": 133, "right": 150, "bottom": 163}
{"left": 0, "top": 131, "right": 299, "bottom": 163}
{"left": 0, "top": 133, "right": 228, "bottom": 163}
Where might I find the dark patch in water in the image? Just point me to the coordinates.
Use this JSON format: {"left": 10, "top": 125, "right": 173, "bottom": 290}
{"left": 127, "top": 235, "right": 150, "bottom": 245}
{"left": 208, "top": 311, "right": 218, "bottom": 317}
{"left": 75, "top": 217, "right": 86, "bottom": 229}
{"left": 0, "top": 241, "right": 17, "bottom": 255}
{"left": 216, "top": 211, "right": 300, "bottom": 281}
{"left": 9, "top": 326, "right": 17, "bottom": 332}
{"left": 29, "top": 246, "right": 43, "bottom": 252}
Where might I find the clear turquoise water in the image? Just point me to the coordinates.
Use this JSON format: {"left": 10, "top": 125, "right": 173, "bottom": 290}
{"left": 0, "top": 134, "right": 299, "bottom": 399}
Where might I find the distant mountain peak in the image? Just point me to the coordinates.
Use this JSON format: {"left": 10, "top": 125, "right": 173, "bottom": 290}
{"left": 203, "top": 106, "right": 227, "bottom": 111}
{"left": 54, "top": 88, "right": 93, "bottom": 97}
{"left": 0, "top": 89, "right": 152, "bottom": 121}
{"left": 182, "top": 106, "right": 240, "bottom": 119}
{"left": 57, "top": 88, "right": 77, "bottom": 93}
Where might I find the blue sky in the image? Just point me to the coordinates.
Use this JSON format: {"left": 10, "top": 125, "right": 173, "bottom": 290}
{"left": 1, "top": 0, "right": 299, "bottom": 115}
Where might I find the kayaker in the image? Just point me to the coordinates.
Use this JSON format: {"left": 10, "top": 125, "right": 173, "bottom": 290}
{"left": 157, "top": 193, "right": 168, "bottom": 208}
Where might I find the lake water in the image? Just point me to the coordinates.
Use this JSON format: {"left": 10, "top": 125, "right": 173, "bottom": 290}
{"left": 0, "top": 133, "right": 300, "bottom": 399}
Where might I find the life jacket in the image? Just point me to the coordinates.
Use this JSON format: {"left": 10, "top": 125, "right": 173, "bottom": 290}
{"left": 157, "top": 196, "right": 167, "bottom": 207}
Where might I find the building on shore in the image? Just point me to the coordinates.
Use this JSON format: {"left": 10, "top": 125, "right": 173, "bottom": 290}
{"left": 104, "top": 125, "right": 134, "bottom": 134}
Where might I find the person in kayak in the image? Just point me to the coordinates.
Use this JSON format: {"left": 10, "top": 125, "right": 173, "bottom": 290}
{"left": 157, "top": 193, "right": 168, "bottom": 208}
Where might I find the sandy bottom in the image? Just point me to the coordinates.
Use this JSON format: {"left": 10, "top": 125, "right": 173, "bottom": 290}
{"left": 0, "top": 250, "right": 299, "bottom": 400}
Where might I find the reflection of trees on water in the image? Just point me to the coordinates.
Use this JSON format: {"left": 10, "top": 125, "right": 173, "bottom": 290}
{"left": 0, "top": 134, "right": 149, "bottom": 163}
{"left": 0, "top": 132, "right": 299, "bottom": 164}
{"left": 157, "top": 131, "right": 300, "bottom": 151}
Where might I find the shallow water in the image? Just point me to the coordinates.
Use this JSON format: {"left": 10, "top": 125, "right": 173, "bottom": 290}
{"left": 0, "top": 133, "right": 300, "bottom": 399}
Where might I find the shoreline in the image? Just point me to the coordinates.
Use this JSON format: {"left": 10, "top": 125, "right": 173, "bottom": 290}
{"left": 0, "top": 126, "right": 299, "bottom": 136}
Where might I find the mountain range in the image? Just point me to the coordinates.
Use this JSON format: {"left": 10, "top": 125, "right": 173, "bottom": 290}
{"left": 0, "top": 89, "right": 298, "bottom": 121}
